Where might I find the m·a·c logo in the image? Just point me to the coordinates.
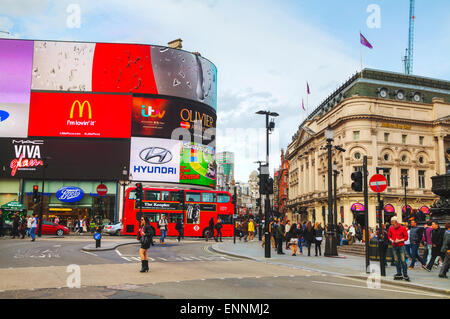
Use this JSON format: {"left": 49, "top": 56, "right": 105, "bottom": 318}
{"left": 139, "top": 147, "right": 173, "bottom": 164}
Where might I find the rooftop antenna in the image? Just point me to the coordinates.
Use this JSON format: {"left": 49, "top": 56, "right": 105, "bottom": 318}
{"left": 403, "top": 0, "right": 415, "bottom": 74}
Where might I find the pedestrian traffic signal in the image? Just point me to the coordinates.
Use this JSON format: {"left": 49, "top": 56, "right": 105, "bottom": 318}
{"left": 32, "top": 185, "right": 40, "bottom": 203}
{"left": 351, "top": 171, "right": 363, "bottom": 192}
{"left": 232, "top": 194, "right": 237, "bottom": 206}
{"left": 260, "top": 175, "right": 274, "bottom": 195}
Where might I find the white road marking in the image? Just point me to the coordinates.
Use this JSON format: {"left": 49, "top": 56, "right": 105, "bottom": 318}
{"left": 158, "top": 257, "right": 168, "bottom": 261}
{"left": 181, "top": 256, "right": 193, "bottom": 261}
{"left": 81, "top": 250, "right": 97, "bottom": 257}
{"left": 311, "top": 281, "right": 447, "bottom": 298}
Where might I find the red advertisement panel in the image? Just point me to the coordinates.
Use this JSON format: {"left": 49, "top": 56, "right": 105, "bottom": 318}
{"left": 28, "top": 92, "right": 131, "bottom": 138}
{"left": 91, "top": 43, "right": 158, "bottom": 94}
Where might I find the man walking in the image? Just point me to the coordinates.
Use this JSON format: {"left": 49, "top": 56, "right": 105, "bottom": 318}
{"left": 206, "top": 217, "right": 215, "bottom": 242}
{"left": 11, "top": 212, "right": 20, "bottom": 239}
{"left": 159, "top": 214, "right": 168, "bottom": 244}
{"left": 275, "top": 220, "right": 285, "bottom": 255}
{"left": 30, "top": 214, "right": 37, "bottom": 242}
{"left": 388, "top": 217, "right": 410, "bottom": 281}
{"left": 438, "top": 223, "right": 450, "bottom": 278}
{"left": 422, "top": 221, "right": 433, "bottom": 264}
{"left": 175, "top": 218, "right": 184, "bottom": 242}
{"left": 425, "top": 221, "right": 445, "bottom": 272}
{"left": 215, "top": 218, "right": 223, "bottom": 242}
{"left": 408, "top": 220, "right": 427, "bottom": 270}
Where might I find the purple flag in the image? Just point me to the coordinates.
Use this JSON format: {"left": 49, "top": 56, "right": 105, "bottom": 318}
{"left": 302, "top": 98, "right": 305, "bottom": 111}
{"left": 307, "top": 82, "right": 310, "bottom": 94}
{"left": 360, "top": 33, "right": 373, "bottom": 49}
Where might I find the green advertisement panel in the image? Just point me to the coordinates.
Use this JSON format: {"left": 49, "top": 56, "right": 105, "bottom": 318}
{"left": 180, "top": 142, "right": 216, "bottom": 188}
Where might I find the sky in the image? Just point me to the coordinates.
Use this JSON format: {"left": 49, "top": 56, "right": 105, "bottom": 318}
{"left": 1, "top": 0, "right": 449, "bottom": 182}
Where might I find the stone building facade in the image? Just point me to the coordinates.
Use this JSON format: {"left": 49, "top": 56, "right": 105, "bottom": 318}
{"left": 286, "top": 69, "right": 450, "bottom": 228}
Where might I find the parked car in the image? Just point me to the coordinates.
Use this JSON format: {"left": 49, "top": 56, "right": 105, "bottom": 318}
{"left": 38, "top": 220, "right": 70, "bottom": 236}
{"left": 103, "top": 222, "right": 122, "bottom": 236}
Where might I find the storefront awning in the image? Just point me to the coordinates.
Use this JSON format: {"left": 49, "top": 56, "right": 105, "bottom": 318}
{"left": 1, "top": 200, "right": 26, "bottom": 211}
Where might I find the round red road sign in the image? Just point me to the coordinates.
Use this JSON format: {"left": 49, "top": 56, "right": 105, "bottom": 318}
{"left": 369, "top": 174, "right": 388, "bottom": 193}
{"left": 96, "top": 184, "right": 108, "bottom": 196}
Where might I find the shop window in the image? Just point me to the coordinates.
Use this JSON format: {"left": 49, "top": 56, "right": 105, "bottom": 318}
{"left": 145, "top": 191, "right": 160, "bottom": 201}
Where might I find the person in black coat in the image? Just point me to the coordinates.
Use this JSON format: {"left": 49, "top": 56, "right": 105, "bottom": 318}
{"left": 19, "top": 215, "right": 28, "bottom": 239}
{"left": 11, "top": 212, "right": 20, "bottom": 239}
{"left": 314, "top": 222, "right": 324, "bottom": 256}
{"left": 215, "top": 219, "right": 223, "bottom": 242}
{"left": 137, "top": 216, "right": 152, "bottom": 273}
{"left": 175, "top": 218, "right": 184, "bottom": 242}
{"left": 206, "top": 217, "right": 215, "bottom": 241}
{"left": 303, "top": 221, "right": 315, "bottom": 256}
{"left": 425, "top": 221, "right": 445, "bottom": 271}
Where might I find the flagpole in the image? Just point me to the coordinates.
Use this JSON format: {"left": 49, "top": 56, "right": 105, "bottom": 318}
{"left": 359, "top": 30, "right": 363, "bottom": 75}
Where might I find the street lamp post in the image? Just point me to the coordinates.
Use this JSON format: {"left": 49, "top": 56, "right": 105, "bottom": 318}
{"left": 402, "top": 174, "right": 409, "bottom": 222}
{"left": 256, "top": 110, "right": 278, "bottom": 259}
{"left": 324, "top": 126, "right": 338, "bottom": 257}
{"left": 255, "top": 160, "right": 264, "bottom": 241}
{"left": 333, "top": 162, "right": 339, "bottom": 226}
{"left": 119, "top": 166, "right": 130, "bottom": 223}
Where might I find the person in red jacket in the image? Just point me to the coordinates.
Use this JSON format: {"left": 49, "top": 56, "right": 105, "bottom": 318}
{"left": 388, "top": 217, "right": 410, "bottom": 281}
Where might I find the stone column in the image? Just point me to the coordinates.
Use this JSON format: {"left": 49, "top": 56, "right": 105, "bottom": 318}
{"left": 438, "top": 135, "right": 446, "bottom": 174}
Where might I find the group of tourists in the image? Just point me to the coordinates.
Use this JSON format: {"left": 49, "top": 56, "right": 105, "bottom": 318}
{"left": 0, "top": 211, "right": 39, "bottom": 241}
{"left": 235, "top": 218, "right": 256, "bottom": 242}
{"left": 260, "top": 218, "right": 325, "bottom": 256}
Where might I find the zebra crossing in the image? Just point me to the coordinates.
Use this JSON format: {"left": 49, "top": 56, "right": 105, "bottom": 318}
{"left": 118, "top": 254, "right": 233, "bottom": 263}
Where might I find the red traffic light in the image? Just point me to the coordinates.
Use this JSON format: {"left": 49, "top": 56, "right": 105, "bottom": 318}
{"left": 33, "top": 185, "right": 38, "bottom": 191}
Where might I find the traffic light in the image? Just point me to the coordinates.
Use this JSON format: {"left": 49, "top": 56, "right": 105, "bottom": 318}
{"left": 135, "top": 183, "right": 143, "bottom": 203}
{"left": 256, "top": 198, "right": 261, "bottom": 207}
{"left": 232, "top": 194, "right": 237, "bottom": 206}
{"left": 351, "top": 171, "right": 363, "bottom": 192}
{"left": 32, "top": 185, "right": 40, "bottom": 203}
{"left": 260, "top": 175, "right": 274, "bottom": 195}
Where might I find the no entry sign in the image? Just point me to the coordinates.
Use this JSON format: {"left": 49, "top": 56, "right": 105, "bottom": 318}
{"left": 96, "top": 184, "right": 108, "bottom": 196}
{"left": 369, "top": 174, "right": 388, "bottom": 193}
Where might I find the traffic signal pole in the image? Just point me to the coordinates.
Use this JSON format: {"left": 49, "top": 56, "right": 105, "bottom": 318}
{"left": 363, "top": 156, "right": 370, "bottom": 273}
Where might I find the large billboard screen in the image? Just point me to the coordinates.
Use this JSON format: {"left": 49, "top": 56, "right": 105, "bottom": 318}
{"left": 0, "top": 39, "right": 34, "bottom": 137}
{"left": 131, "top": 95, "right": 216, "bottom": 144}
{"left": 29, "top": 40, "right": 217, "bottom": 111}
{"left": 130, "top": 137, "right": 181, "bottom": 183}
{"left": 28, "top": 92, "right": 131, "bottom": 138}
{"left": 180, "top": 141, "right": 216, "bottom": 188}
{"left": 0, "top": 138, "right": 130, "bottom": 180}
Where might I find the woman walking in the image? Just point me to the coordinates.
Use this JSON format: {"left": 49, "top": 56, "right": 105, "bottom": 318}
{"left": 314, "top": 222, "right": 324, "bottom": 256}
{"left": 137, "top": 216, "right": 152, "bottom": 273}
{"left": 303, "top": 221, "right": 314, "bottom": 256}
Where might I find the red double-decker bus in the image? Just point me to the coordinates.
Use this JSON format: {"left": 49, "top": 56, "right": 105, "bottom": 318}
{"left": 121, "top": 187, "right": 234, "bottom": 238}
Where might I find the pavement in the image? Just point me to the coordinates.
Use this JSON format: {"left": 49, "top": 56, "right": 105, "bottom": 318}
{"left": 210, "top": 240, "right": 450, "bottom": 295}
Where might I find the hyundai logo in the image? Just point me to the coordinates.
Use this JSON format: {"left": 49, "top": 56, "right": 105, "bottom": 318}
{"left": 139, "top": 147, "right": 173, "bottom": 164}
{"left": 0, "top": 110, "right": 10, "bottom": 122}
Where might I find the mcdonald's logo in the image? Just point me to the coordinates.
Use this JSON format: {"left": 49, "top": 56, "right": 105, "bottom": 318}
{"left": 70, "top": 100, "right": 92, "bottom": 119}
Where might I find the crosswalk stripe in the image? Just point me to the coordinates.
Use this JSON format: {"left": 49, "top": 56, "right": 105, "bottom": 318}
{"left": 181, "top": 256, "right": 192, "bottom": 261}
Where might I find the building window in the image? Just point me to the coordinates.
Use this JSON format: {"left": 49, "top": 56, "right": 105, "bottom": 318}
{"left": 354, "top": 166, "right": 363, "bottom": 172}
{"left": 384, "top": 133, "right": 389, "bottom": 142}
{"left": 353, "top": 131, "right": 360, "bottom": 141}
{"left": 401, "top": 155, "right": 408, "bottom": 163}
{"left": 382, "top": 169, "right": 391, "bottom": 186}
{"left": 418, "top": 156, "right": 424, "bottom": 164}
{"left": 383, "top": 153, "right": 389, "bottom": 161}
{"left": 419, "top": 136, "right": 424, "bottom": 145}
{"left": 354, "top": 152, "right": 361, "bottom": 160}
{"left": 401, "top": 169, "right": 409, "bottom": 187}
{"left": 418, "top": 170, "right": 425, "bottom": 189}
{"left": 402, "top": 134, "right": 407, "bottom": 144}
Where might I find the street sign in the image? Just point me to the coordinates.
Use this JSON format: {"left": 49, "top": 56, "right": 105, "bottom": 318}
{"left": 96, "top": 184, "right": 108, "bottom": 196}
{"left": 94, "top": 232, "right": 102, "bottom": 240}
{"left": 369, "top": 174, "right": 388, "bottom": 193}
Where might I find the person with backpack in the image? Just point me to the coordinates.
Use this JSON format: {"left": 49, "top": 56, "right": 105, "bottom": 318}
{"left": 215, "top": 218, "right": 223, "bottom": 242}
{"left": 175, "top": 218, "right": 184, "bottom": 242}
{"left": 158, "top": 214, "right": 168, "bottom": 244}
{"left": 303, "top": 221, "right": 314, "bottom": 256}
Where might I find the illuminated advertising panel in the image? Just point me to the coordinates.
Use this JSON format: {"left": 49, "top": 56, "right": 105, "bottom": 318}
{"left": 180, "top": 141, "right": 216, "bottom": 188}
{"left": 131, "top": 95, "right": 216, "bottom": 144}
{"left": 29, "top": 40, "right": 217, "bottom": 111}
{"left": 130, "top": 137, "right": 181, "bottom": 183}
{"left": 0, "top": 138, "right": 130, "bottom": 180}
{"left": 28, "top": 92, "right": 131, "bottom": 138}
{"left": 0, "top": 39, "right": 33, "bottom": 137}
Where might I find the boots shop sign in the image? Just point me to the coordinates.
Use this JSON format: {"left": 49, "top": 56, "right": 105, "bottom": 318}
{"left": 7, "top": 139, "right": 45, "bottom": 177}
